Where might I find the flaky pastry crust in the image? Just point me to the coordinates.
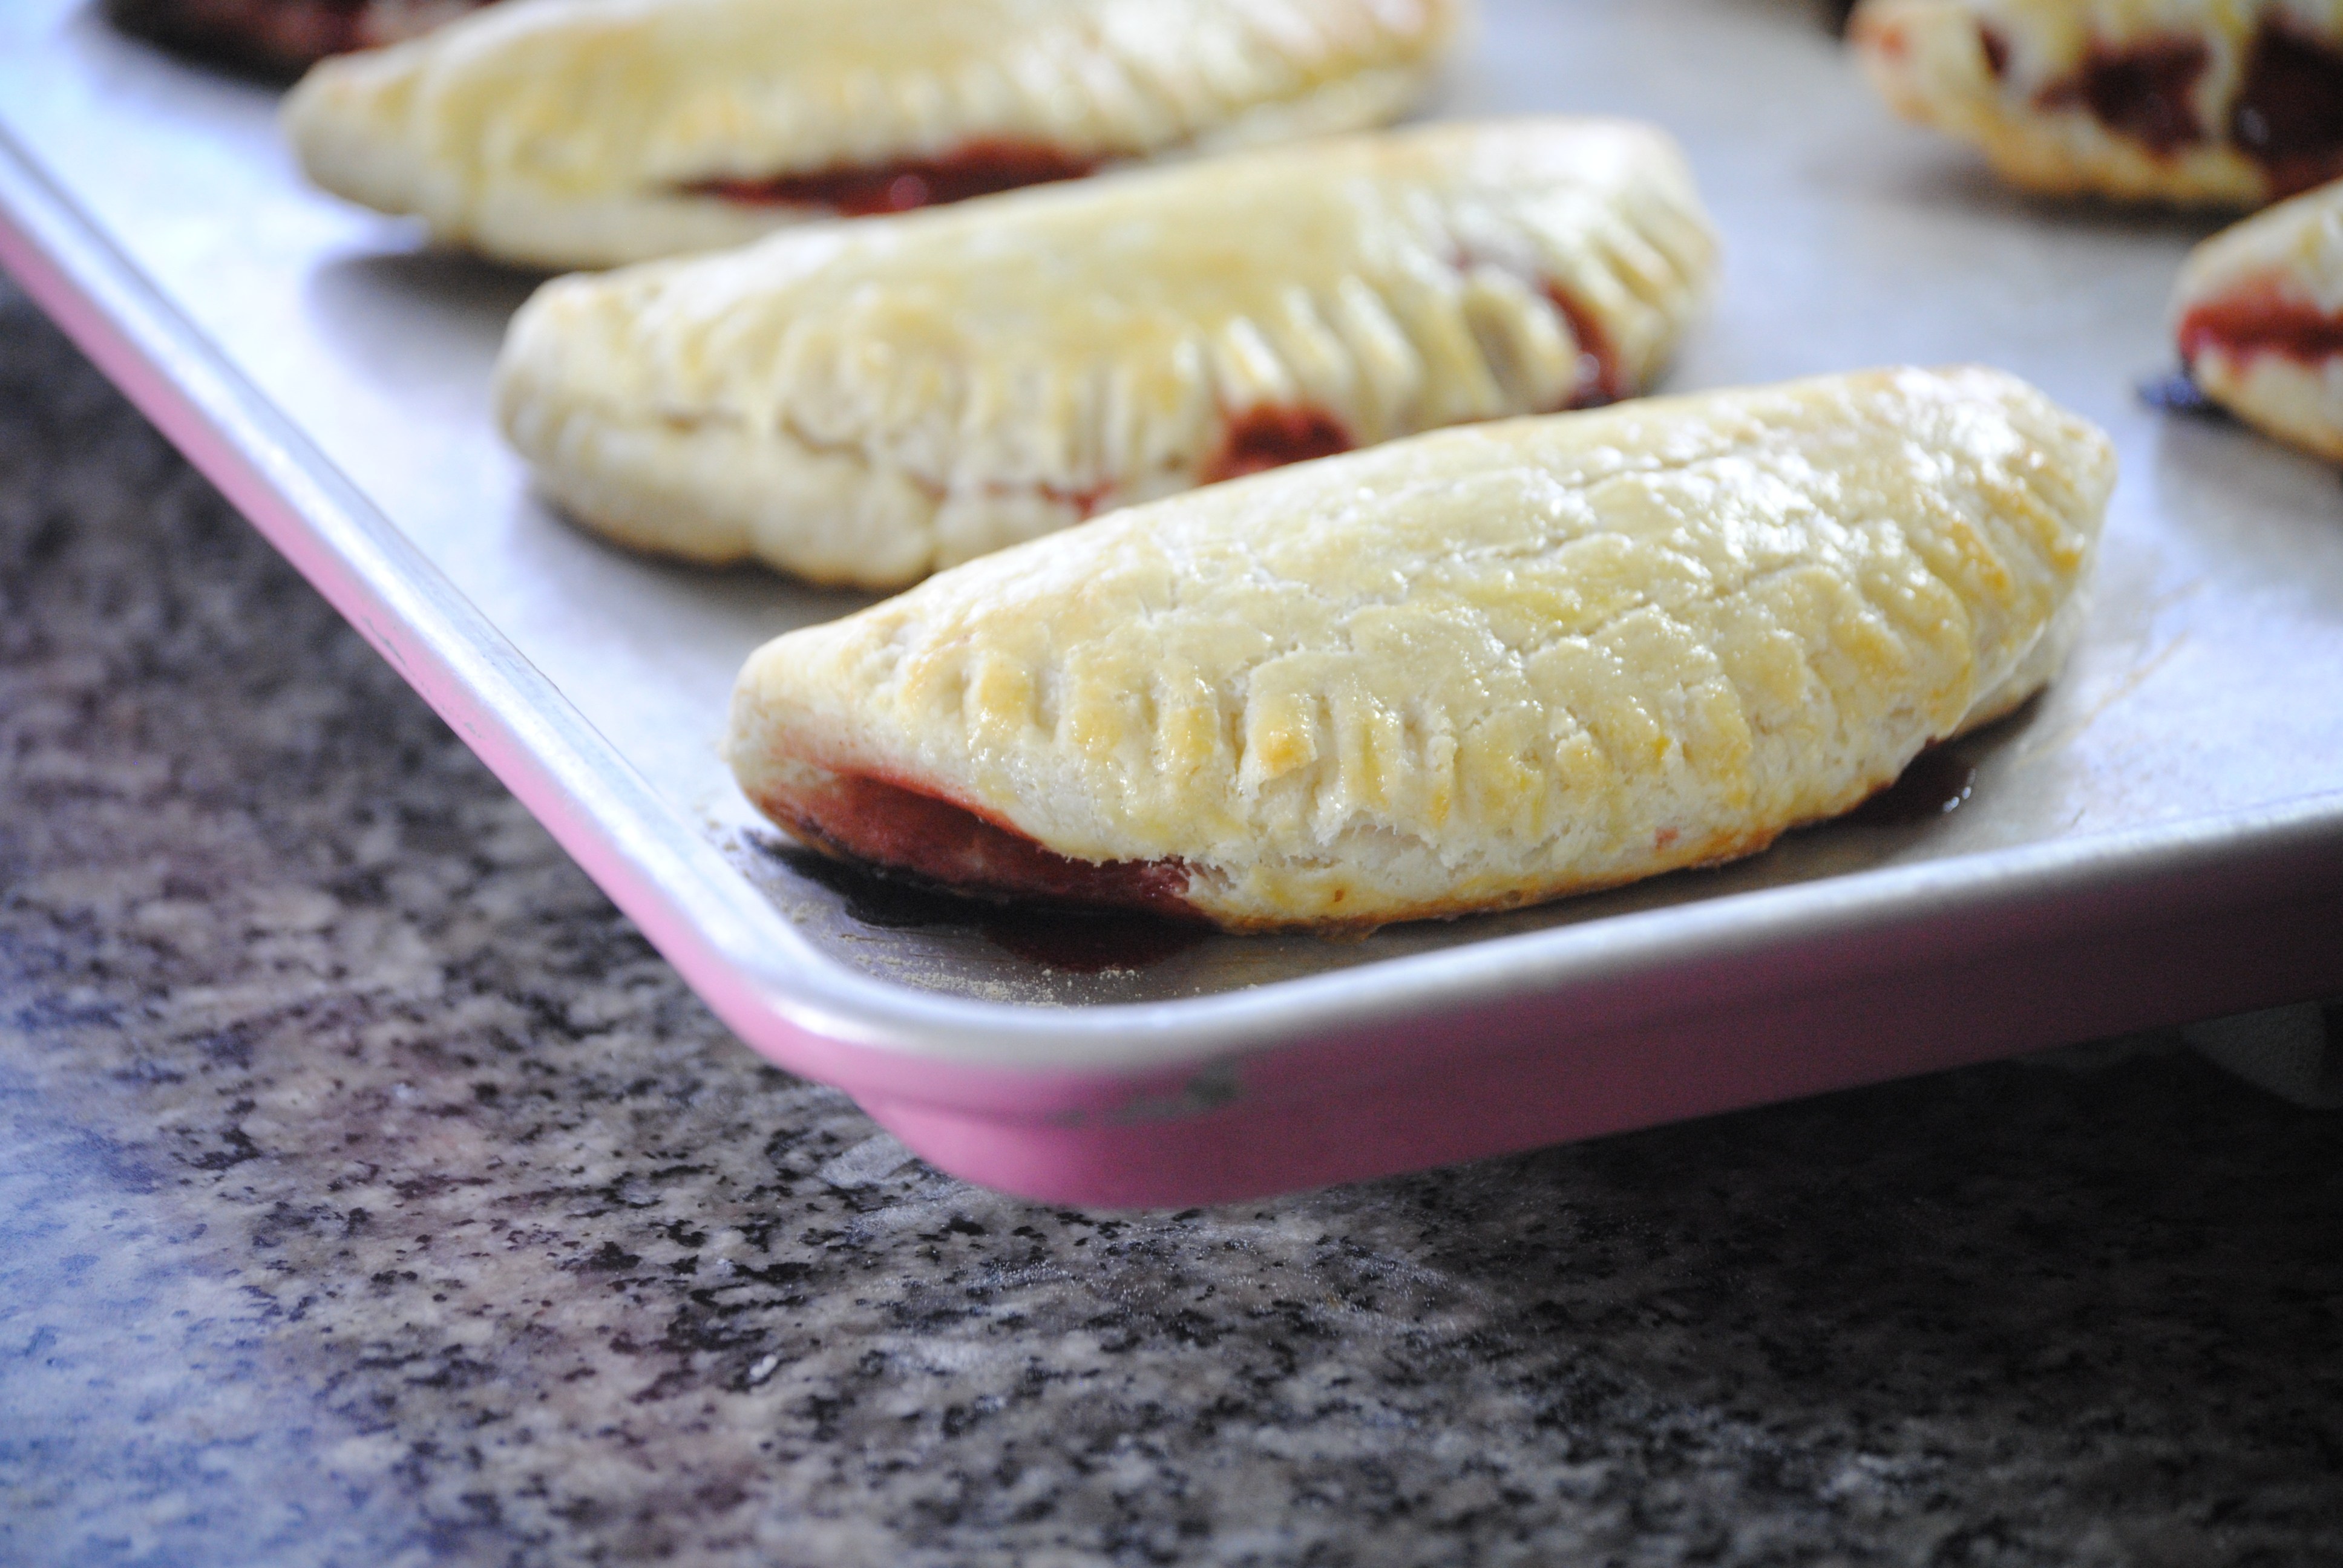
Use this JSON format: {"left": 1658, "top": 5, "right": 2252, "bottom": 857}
{"left": 496, "top": 118, "right": 1717, "bottom": 589}
{"left": 727, "top": 367, "right": 2115, "bottom": 933}
{"left": 283, "top": 0, "right": 1469, "bottom": 269}
{"left": 1852, "top": 0, "right": 2343, "bottom": 207}
{"left": 2171, "top": 177, "right": 2343, "bottom": 459}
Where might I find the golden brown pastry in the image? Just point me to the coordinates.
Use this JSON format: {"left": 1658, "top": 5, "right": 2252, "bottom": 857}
{"left": 2171, "top": 177, "right": 2343, "bottom": 459}
{"left": 494, "top": 117, "right": 1718, "bottom": 590}
{"left": 283, "top": 0, "right": 1470, "bottom": 268}
{"left": 1852, "top": 0, "right": 2343, "bottom": 207}
{"left": 108, "top": 0, "right": 491, "bottom": 76}
{"left": 727, "top": 367, "right": 2115, "bottom": 933}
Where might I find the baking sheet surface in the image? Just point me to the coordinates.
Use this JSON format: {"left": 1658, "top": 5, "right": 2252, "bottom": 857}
{"left": 7, "top": 0, "right": 2343, "bottom": 1016}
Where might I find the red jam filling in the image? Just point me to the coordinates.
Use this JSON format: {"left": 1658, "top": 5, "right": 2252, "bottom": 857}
{"left": 105, "top": 0, "right": 442, "bottom": 74}
{"left": 1546, "top": 287, "right": 1625, "bottom": 407}
{"left": 687, "top": 141, "right": 1098, "bottom": 217}
{"left": 2036, "top": 36, "right": 2209, "bottom": 157}
{"left": 2024, "top": 21, "right": 2343, "bottom": 186}
{"left": 1978, "top": 24, "right": 2011, "bottom": 81}
{"left": 2231, "top": 21, "right": 2343, "bottom": 197}
{"left": 2177, "top": 278, "right": 2343, "bottom": 367}
{"left": 765, "top": 770, "right": 1198, "bottom": 919}
{"left": 1203, "top": 408, "right": 1354, "bottom": 485}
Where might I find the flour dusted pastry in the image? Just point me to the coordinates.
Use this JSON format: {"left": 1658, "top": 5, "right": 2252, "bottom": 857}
{"left": 2171, "top": 178, "right": 2343, "bottom": 459}
{"left": 282, "top": 0, "right": 1469, "bottom": 269}
{"left": 108, "top": 0, "right": 491, "bottom": 75}
{"left": 727, "top": 367, "right": 2114, "bottom": 933}
{"left": 496, "top": 118, "right": 1716, "bottom": 589}
{"left": 1852, "top": 0, "right": 2343, "bottom": 206}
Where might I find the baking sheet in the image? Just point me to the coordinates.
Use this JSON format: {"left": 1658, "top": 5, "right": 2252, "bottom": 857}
{"left": 5, "top": 0, "right": 2342, "bottom": 1038}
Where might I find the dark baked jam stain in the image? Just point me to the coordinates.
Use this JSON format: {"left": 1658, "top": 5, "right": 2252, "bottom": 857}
{"left": 1204, "top": 408, "right": 1354, "bottom": 485}
{"left": 2037, "top": 36, "right": 2209, "bottom": 157}
{"left": 2138, "top": 367, "right": 2227, "bottom": 417}
{"left": 765, "top": 843, "right": 1207, "bottom": 973}
{"left": 1979, "top": 24, "right": 2011, "bottom": 81}
{"left": 2232, "top": 21, "right": 2343, "bottom": 196}
{"left": 1846, "top": 747, "right": 1976, "bottom": 826}
{"left": 689, "top": 141, "right": 1099, "bottom": 217}
{"left": 977, "top": 912, "right": 1209, "bottom": 972}
{"left": 2178, "top": 281, "right": 2343, "bottom": 365}
{"left": 1545, "top": 286, "right": 1625, "bottom": 406}
{"left": 105, "top": 0, "right": 434, "bottom": 76}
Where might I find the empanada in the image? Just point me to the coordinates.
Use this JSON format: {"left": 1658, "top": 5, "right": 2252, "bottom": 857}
{"left": 496, "top": 118, "right": 1717, "bottom": 589}
{"left": 727, "top": 367, "right": 2114, "bottom": 933}
{"left": 108, "top": 0, "right": 491, "bottom": 76}
{"left": 283, "top": 0, "right": 1469, "bottom": 269}
{"left": 2172, "top": 177, "right": 2343, "bottom": 459}
{"left": 1851, "top": 0, "right": 2343, "bottom": 207}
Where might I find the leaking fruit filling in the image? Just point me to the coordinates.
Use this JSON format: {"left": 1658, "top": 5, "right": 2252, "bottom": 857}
{"left": 1978, "top": 23, "right": 2011, "bottom": 80}
{"left": 2036, "top": 36, "right": 2209, "bottom": 156}
{"left": 105, "top": 0, "right": 468, "bottom": 74}
{"left": 686, "top": 142, "right": 1099, "bottom": 217}
{"left": 2231, "top": 21, "right": 2343, "bottom": 196}
{"left": 765, "top": 769, "right": 1198, "bottom": 918}
{"left": 1204, "top": 408, "right": 1354, "bottom": 485}
{"left": 2022, "top": 20, "right": 2343, "bottom": 186}
{"left": 1545, "top": 287, "right": 1625, "bottom": 406}
{"left": 2178, "top": 279, "right": 2343, "bottom": 367}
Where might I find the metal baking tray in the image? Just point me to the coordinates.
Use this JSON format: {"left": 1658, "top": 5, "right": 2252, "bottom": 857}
{"left": 8, "top": 0, "right": 2343, "bottom": 1206}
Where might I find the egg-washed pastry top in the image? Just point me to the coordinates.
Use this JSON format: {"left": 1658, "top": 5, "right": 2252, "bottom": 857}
{"left": 2172, "top": 177, "right": 2343, "bottom": 460}
{"left": 496, "top": 117, "right": 1717, "bottom": 590}
{"left": 106, "top": 0, "right": 493, "bottom": 76}
{"left": 1852, "top": 0, "right": 2343, "bottom": 207}
{"left": 727, "top": 367, "right": 2115, "bottom": 934}
{"left": 281, "top": 0, "right": 1470, "bottom": 269}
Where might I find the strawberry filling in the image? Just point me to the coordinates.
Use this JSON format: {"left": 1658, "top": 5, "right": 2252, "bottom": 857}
{"left": 763, "top": 769, "right": 1198, "bottom": 918}
{"left": 2036, "top": 36, "right": 2210, "bottom": 157}
{"left": 1203, "top": 409, "right": 1354, "bottom": 485}
{"left": 1545, "top": 286, "right": 1625, "bottom": 406}
{"left": 2020, "top": 20, "right": 2343, "bottom": 189}
{"left": 2178, "top": 279, "right": 2343, "bottom": 367}
{"left": 687, "top": 142, "right": 1098, "bottom": 217}
{"left": 2231, "top": 21, "right": 2343, "bottom": 197}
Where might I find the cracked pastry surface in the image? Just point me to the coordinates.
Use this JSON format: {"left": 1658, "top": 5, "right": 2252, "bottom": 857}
{"left": 2172, "top": 177, "right": 2343, "bottom": 460}
{"left": 495, "top": 117, "right": 1717, "bottom": 589}
{"left": 1851, "top": 0, "right": 2343, "bottom": 207}
{"left": 727, "top": 367, "right": 2115, "bottom": 933}
{"left": 282, "top": 0, "right": 1469, "bottom": 269}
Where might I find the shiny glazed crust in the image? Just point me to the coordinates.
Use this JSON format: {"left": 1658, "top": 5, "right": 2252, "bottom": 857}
{"left": 727, "top": 367, "right": 2116, "bottom": 933}
{"left": 281, "top": 0, "right": 1469, "bottom": 268}
{"left": 1851, "top": 0, "right": 2343, "bottom": 207}
{"left": 2172, "top": 178, "right": 2343, "bottom": 459}
{"left": 494, "top": 118, "right": 1718, "bottom": 589}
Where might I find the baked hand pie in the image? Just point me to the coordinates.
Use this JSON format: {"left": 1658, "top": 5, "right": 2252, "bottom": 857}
{"left": 495, "top": 118, "right": 1717, "bottom": 590}
{"left": 107, "top": 0, "right": 491, "bottom": 76}
{"left": 727, "top": 367, "right": 2114, "bottom": 933}
{"left": 2172, "top": 177, "right": 2343, "bottom": 460}
{"left": 1851, "top": 0, "right": 2343, "bottom": 207}
{"left": 282, "top": 0, "right": 1469, "bottom": 269}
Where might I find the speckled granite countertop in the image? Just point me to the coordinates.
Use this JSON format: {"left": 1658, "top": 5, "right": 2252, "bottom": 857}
{"left": 4, "top": 281, "right": 2342, "bottom": 1568}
